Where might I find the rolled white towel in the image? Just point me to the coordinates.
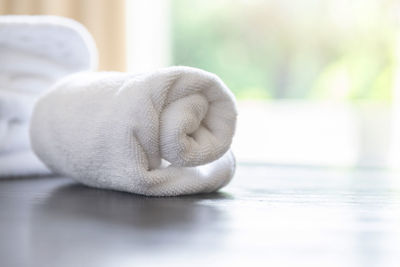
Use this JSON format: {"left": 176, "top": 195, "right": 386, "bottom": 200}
{"left": 0, "top": 15, "right": 97, "bottom": 176}
{"left": 30, "top": 67, "right": 238, "bottom": 196}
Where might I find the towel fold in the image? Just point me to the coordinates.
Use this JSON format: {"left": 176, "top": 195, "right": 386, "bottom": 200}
{"left": 0, "top": 15, "right": 97, "bottom": 176}
{"left": 30, "top": 67, "right": 237, "bottom": 196}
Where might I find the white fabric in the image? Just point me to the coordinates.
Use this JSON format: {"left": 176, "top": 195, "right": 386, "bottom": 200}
{"left": 0, "top": 15, "right": 97, "bottom": 176}
{"left": 31, "top": 67, "right": 238, "bottom": 196}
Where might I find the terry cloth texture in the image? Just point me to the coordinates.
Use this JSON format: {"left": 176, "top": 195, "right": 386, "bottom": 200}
{"left": 0, "top": 15, "right": 97, "bottom": 176}
{"left": 30, "top": 66, "right": 238, "bottom": 196}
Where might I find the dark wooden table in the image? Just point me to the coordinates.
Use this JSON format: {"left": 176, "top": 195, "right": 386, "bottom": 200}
{"left": 1, "top": 165, "right": 399, "bottom": 267}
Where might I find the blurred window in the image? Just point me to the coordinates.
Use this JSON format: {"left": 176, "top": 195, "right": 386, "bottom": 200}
{"left": 127, "top": 0, "right": 400, "bottom": 169}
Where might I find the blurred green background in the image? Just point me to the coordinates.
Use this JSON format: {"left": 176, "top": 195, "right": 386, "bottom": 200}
{"left": 171, "top": 0, "right": 397, "bottom": 101}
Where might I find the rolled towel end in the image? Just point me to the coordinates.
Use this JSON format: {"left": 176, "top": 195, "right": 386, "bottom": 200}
{"left": 157, "top": 67, "right": 237, "bottom": 167}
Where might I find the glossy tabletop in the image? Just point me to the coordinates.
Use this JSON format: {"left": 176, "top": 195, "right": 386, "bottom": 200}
{"left": 1, "top": 165, "right": 399, "bottom": 267}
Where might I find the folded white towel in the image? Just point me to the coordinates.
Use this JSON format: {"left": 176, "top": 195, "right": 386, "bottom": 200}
{"left": 0, "top": 15, "right": 97, "bottom": 176}
{"left": 30, "top": 67, "right": 237, "bottom": 196}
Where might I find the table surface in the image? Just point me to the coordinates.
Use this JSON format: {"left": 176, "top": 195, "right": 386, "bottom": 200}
{"left": 1, "top": 165, "right": 399, "bottom": 267}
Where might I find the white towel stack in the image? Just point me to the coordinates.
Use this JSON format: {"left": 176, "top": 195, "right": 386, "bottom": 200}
{"left": 0, "top": 15, "right": 97, "bottom": 176}
{"left": 30, "top": 67, "right": 237, "bottom": 196}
